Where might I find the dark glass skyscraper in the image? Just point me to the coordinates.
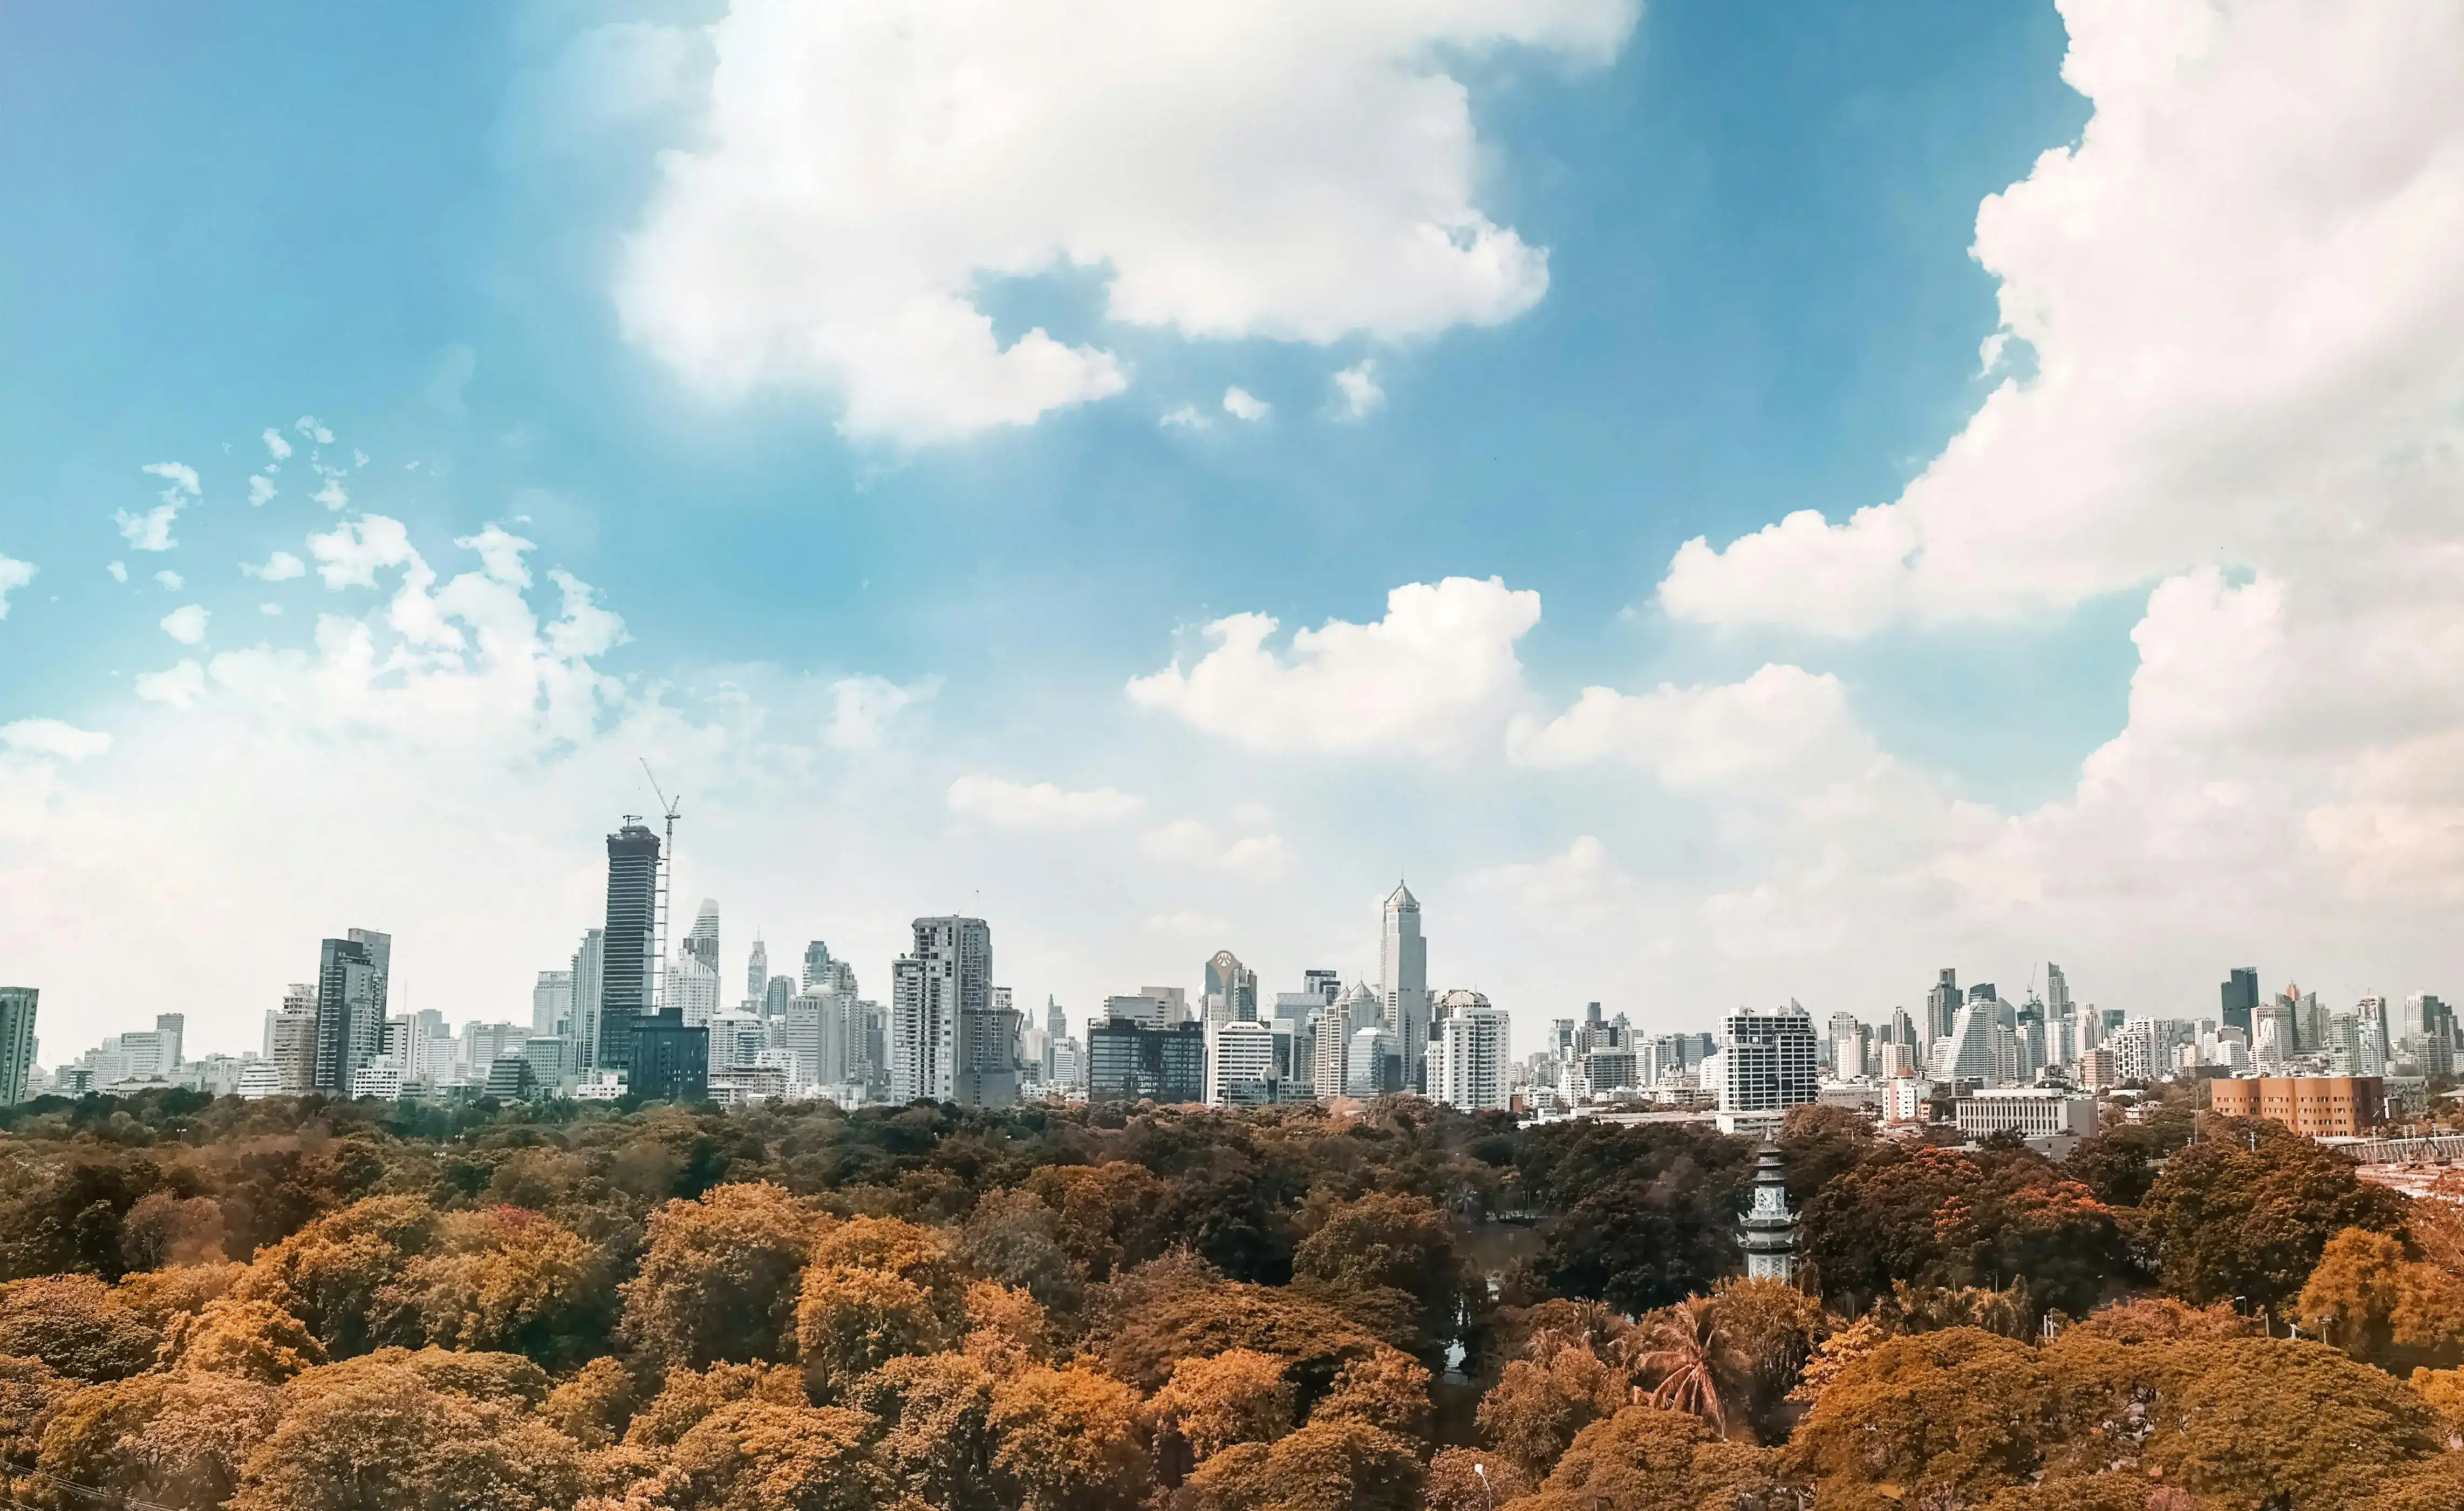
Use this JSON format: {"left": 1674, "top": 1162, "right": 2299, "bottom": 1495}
{"left": 312, "top": 928, "right": 389, "bottom": 1094}
{"left": 599, "top": 822, "right": 661, "bottom": 1075}
{"left": 2220, "top": 966, "right": 2260, "bottom": 1036}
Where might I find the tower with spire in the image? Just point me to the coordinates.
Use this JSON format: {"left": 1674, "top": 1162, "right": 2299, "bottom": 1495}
{"left": 1739, "top": 1144, "right": 1799, "bottom": 1284}
{"left": 1379, "top": 880, "right": 1430, "bottom": 1091}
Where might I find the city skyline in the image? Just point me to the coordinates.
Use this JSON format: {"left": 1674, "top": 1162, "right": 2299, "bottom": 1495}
{"left": 9, "top": 3, "right": 2464, "bottom": 1061}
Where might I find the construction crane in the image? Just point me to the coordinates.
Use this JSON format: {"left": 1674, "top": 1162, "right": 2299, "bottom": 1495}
{"left": 640, "top": 758, "right": 681, "bottom": 1013}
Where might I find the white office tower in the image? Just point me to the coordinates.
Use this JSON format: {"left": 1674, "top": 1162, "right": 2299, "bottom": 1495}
{"left": 2327, "top": 1009, "right": 2388, "bottom": 1077}
{"left": 1431, "top": 988, "right": 1489, "bottom": 1027}
{"left": 1379, "top": 883, "right": 1430, "bottom": 1089}
{"left": 571, "top": 929, "right": 605, "bottom": 1070}
{"left": 1930, "top": 1002, "right": 2017, "bottom": 1085}
{"left": 0, "top": 988, "right": 37, "bottom": 1105}
{"left": 1207, "top": 1018, "right": 1278, "bottom": 1106}
{"left": 707, "top": 1009, "right": 766, "bottom": 1069}
{"left": 532, "top": 970, "right": 573, "bottom": 1038}
{"left": 1203, "top": 951, "right": 1259, "bottom": 1025}
{"left": 746, "top": 937, "right": 769, "bottom": 1004}
{"left": 890, "top": 916, "right": 991, "bottom": 1104}
{"left": 1427, "top": 1006, "right": 1511, "bottom": 1112}
{"left": 1718, "top": 1004, "right": 1818, "bottom": 1135}
{"left": 665, "top": 952, "right": 722, "bottom": 1028}
{"left": 268, "top": 1002, "right": 317, "bottom": 1093}
{"left": 1104, "top": 994, "right": 1171, "bottom": 1029}
{"left": 1826, "top": 1013, "right": 1866, "bottom": 1078}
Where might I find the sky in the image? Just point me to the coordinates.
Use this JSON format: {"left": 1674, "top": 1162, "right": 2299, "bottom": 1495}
{"left": 5, "top": 0, "right": 2464, "bottom": 1064}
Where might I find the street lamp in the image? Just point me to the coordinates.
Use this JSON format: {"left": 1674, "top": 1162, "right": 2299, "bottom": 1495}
{"left": 1472, "top": 1461, "right": 1492, "bottom": 1511}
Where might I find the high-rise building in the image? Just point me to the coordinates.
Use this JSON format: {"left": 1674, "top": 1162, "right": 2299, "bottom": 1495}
{"left": 631, "top": 1013, "right": 708, "bottom": 1102}
{"left": 1932, "top": 1002, "right": 2018, "bottom": 1086}
{"left": 599, "top": 823, "right": 661, "bottom": 1075}
{"left": 803, "top": 941, "right": 836, "bottom": 991}
{"left": 1346, "top": 1025, "right": 1402, "bottom": 1098}
{"left": 1718, "top": 1004, "right": 1819, "bottom": 1134}
{"left": 1302, "top": 969, "right": 1341, "bottom": 1004}
{"left": 685, "top": 899, "right": 720, "bottom": 975}
{"left": 312, "top": 931, "right": 390, "bottom": 1095}
{"left": 1825, "top": 1012, "right": 1866, "bottom": 1079}
{"left": 664, "top": 953, "right": 722, "bottom": 1028}
{"left": 1045, "top": 995, "right": 1066, "bottom": 1042}
{"left": 1426, "top": 1006, "right": 1511, "bottom": 1112}
{"left": 956, "top": 985, "right": 1022, "bottom": 1109}
{"left": 746, "top": 936, "right": 769, "bottom": 1004}
{"left": 1924, "top": 969, "right": 1960, "bottom": 1045}
{"left": 1203, "top": 951, "right": 1259, "bottom": 1025}
{"left": 765, "top": 975, "right": 795, "bottom": 1020}
{"left": 889, "top": 917, "right": 991, "bottom": 1104}
{"left": 1087, "top": 1017, "right": 1205, "bottom": 1104}
{"left": 0, "top": 988, "right": 36, "bottom": 1105}
{"left": 532, "top": 970, "right": 573, "bottom": 1039}
{"left": 571, "top": 929, "right": 605, "bottom": 1070}
{"left": 1206, "top": 1019, "right": 1278, "bottom": 1106}
{"left": 2220, "top": 967, "right": 2258, "bottom": 1036}
{"left": 1379, "top": 883, "right": 1430, "bottom": 1089}
{"left": 2045, "top": 963, "right": 2073, "bottom": 1020}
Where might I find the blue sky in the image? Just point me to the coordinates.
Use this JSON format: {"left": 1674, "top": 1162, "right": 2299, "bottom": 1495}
{"left": 6, "top": 0, "right": 2462, "bottom": 1060}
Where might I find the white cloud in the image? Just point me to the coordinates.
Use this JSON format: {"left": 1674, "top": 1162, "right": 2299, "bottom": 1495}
{"left": 612, "top": 0, "right": 1634, "bottom": 442}
{"left": 1508, "top": 664, "right": 1876, "bottom": 794}
{"left": 261, "top": 427, "right": 293, "bottom": 462}
{"left": 160, "top": 605, "right": 210, "bottom": 646}
{"left": 116, "top": 462, "right": 201, "bottom": 552}
{"left": 1159, "top": 405, "right": 1210, "bottom": 430}
{"left": 1138, "top": 818, "right": 1291, "bottom": 879}
{"left": 154, "top": 570, "right": 183, "bottom": 591}
{"left": 1221, "top": 387, "right": 1269, "bottom": 422}
{"left": 249, "top": 475, "right": 276, "bottom": 506}
{"left": 0, "top": 554, "right": 32, "bottom": 618}
{"left": 947, "top": 774, "right": 1144, "bottom": 831}
{"left": 106, "top": 562, "right": 127, "bottom": 584}
{"left": 243, "top": 551, "right": 306, "bottom": 582}
{"left": 0, "top": 720, "right": 111, "bottom": 762}
{"left": 1332, "top": 360, "right": 1384, "bottom": 419}
{"left": 295, "top": 416, "right": 334, "bottom": 445}
{"left": 1127, "top": 576, "right": 1541, "bottom": 756}
{"left": 309, "top": 515, "right": 421, "bottom": 590}
{"left": 824, "top": 674, "right": 940, "bottom": 750}
{"left": 1658, "top": 1, "right": 2464, "bottom": 635}
{"left": 260, "top": 603, "right": 282, "bottom": 617}
{"left": 133, "top": 660, "right": 207, "bottom": 708}
{"left": 311, "top": 474, "right": 350, "bottom": 511}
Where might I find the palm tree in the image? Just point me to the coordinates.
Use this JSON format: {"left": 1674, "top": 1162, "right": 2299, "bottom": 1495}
{"left": 1627, "top": 1296, "right": 1734, "bottom": 1437}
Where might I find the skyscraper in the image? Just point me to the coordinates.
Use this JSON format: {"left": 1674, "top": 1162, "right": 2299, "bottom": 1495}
{"left": 804, "top": 940, "right": 835, "bottom": 991}
{"left": 1924, "top": 969, "right": 1960, "bottom": 1045}
{"left": 746, "top": 936, "right": 769, "bottom": 1003}
{"left": 599, "top": 822, "right": 660, "bottom": 1075}
{"left": 1203, "top": 950, "right": 1258, "bottom": 1025}
{"left": 1379, "top": 883, "right": 1429, "bottom": 1089}
{"left": 889, "top": 917, "right": 991, "bottom": 1103}
{"left": 532, "top": 970, "right": 573, "bottom": 1039}
{"left": 312, "top": 929, "right": 390, "bottom": 1094}
{"left": 0, "top": 988, "right": 36, "bottom": 1105}
{"left": 685, "top": 899, "right": 721, "bottom": 974}
{"left": 2220, "top": 967, "right": 2259, "bottom": 1036}
{"left": 571, "top": 929, "right": 605, "bottom": 1070}
{"left": 2045, "top": 963, "right": 2072, "bottom": 1019}
{"left": 1718, "top": 1003, "right": 1819, "bottom": 1134}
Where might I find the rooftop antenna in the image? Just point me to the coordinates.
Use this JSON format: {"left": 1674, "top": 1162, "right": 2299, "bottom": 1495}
{"left": 640, "top": 758, "right": 681, "bottom": 1013}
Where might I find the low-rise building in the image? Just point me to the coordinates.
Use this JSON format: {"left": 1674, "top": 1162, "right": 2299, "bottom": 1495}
{"left": 1955, "top": 1088, "right": 2099, "bottom": 1141}
{"left": 2209, "top": 1075, "right": 2385, "bottom": 1137}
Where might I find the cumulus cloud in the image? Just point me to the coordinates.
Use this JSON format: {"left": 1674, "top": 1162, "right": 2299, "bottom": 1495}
{"left": 160, "top": 605, "right": 210, "bottom": 646}
{"left": 1332, "top": 360, "right": 1384, "bottom": 419}
{"left": 154, "top": 571, "right": 182, "bottom": 591}
{"left": 309, "top": 516, "right": 420, "bottom": 590}
{"left": 243, "top": 551, "right": 306, "bottom": 582}
{"left": 261, "top": 427, "right": 293, "bottom": 462}
{"left": 249, "top": 475, "right": 276, "bottom": 506}
{"left": 0, "top": 553, "right": 32, "bottom": 618}
{"left": 106, "top": 562, "right": 126, "bottom": 584}
{"left": 1158, "top": 405, "right": 1209, "bottom": 430}
{"left": 613, "top": 0, "right": 1634, "bottom": 441}
{"left": 0, "top": 720, "right": 111, "bottom": 762}
{"left": 311, "top": 473, "right": 350, "bottom": 511}
{"left": 1141, "top": 818, "right": 1291, "bottom": 878}
{"left": 1221, "top": 387, "right": 1269, "bottom": 422}
{"left": 116, "top": 462, "right": 200, "bottom": 552}
{"left": 824, "top": 674, "right": 940, "bottom": 750}
{"left": 1508, "top": 664, "right": 1877, "bottom": 794}
{"left": 1658, "top": 1, "right": 2464, "bottom": 634}
{"left": 947, "top": 774, "right": 1144, "bottom": 831}
{"left": 295, "top": 416, "right": 334, "bottom": 445}
{"left": 1127, "top": 576, "right": 1541, "bottom": 756}
{"left": 133, "top": 660, "right": 207, "bottom": 708}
